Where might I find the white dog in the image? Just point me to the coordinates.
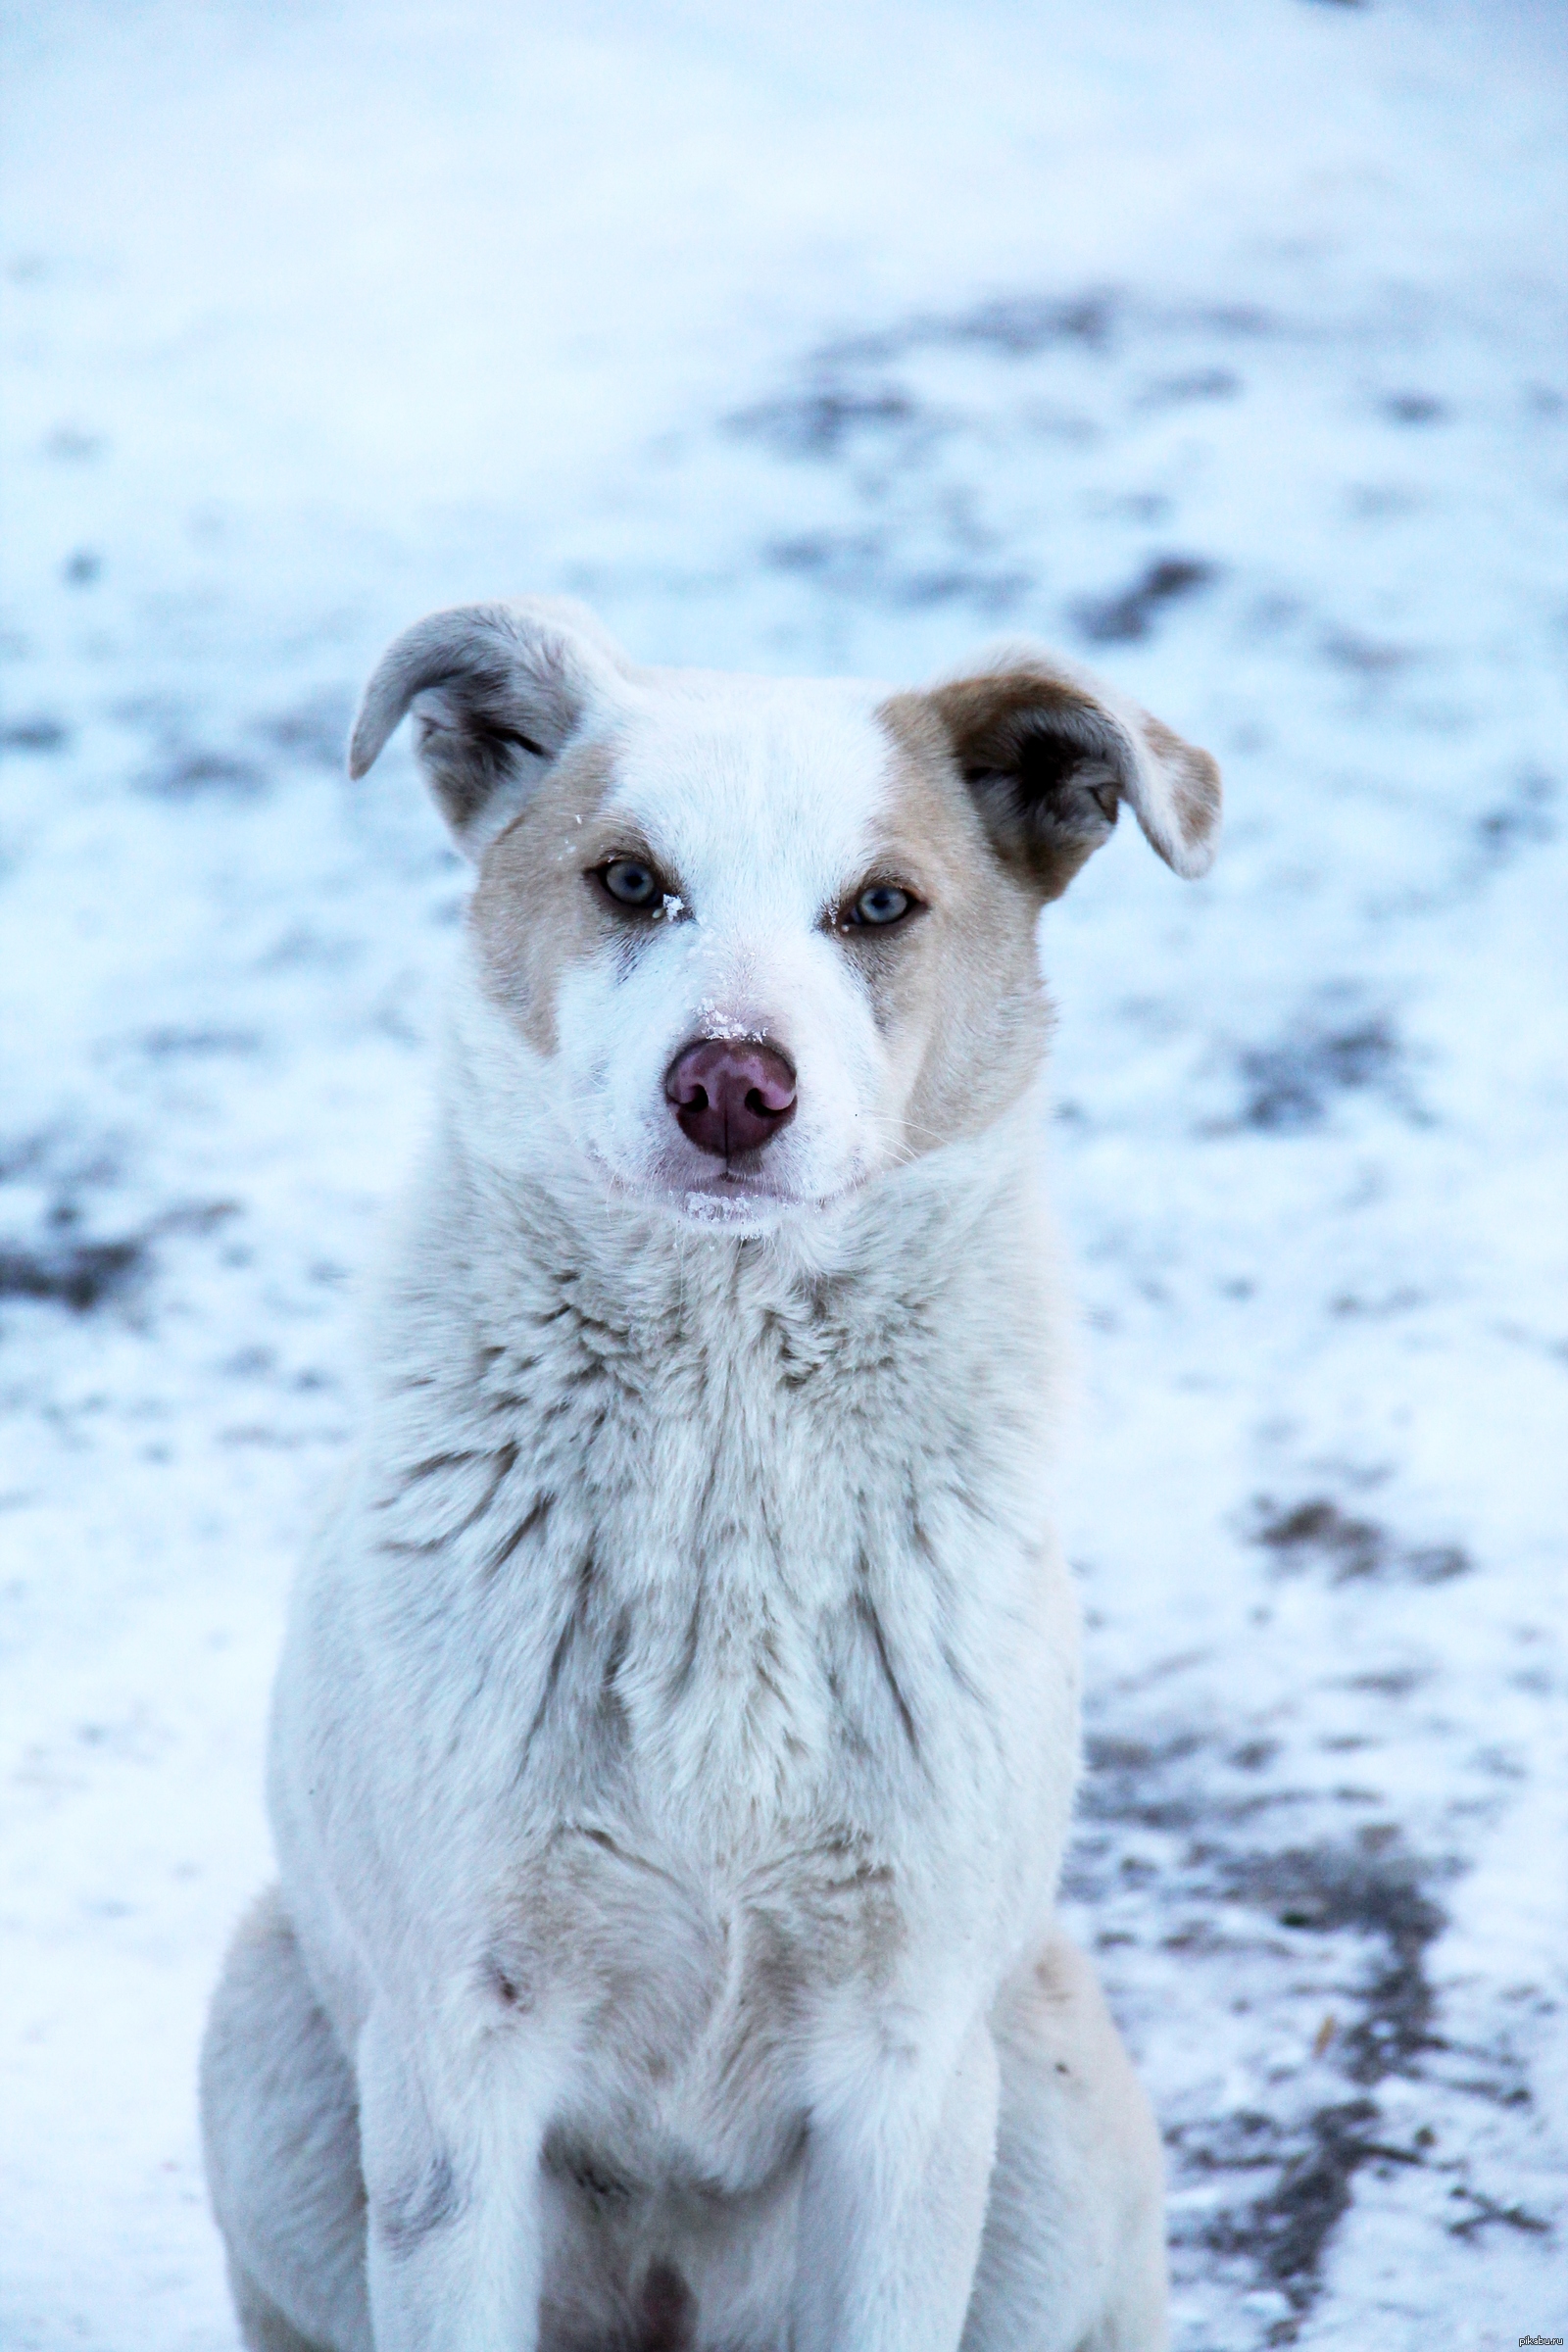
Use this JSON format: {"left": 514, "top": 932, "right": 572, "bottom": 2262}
{"left": 200, "top": 599, "right": 1220, "bottom": 2352}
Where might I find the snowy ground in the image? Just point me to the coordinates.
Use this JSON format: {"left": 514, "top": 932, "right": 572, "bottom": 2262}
{"left": 2, "top": 2, "right": 1566, "bottom": 2344}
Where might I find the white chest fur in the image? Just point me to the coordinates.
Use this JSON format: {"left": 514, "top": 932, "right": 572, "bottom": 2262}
{"left": 270, "top": 1086, "right": 1080, "bottom": 2115}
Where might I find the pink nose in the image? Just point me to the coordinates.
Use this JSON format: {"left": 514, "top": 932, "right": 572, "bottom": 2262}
{"left": 664, "top": 1039, "right": 798, "bottom": 1160}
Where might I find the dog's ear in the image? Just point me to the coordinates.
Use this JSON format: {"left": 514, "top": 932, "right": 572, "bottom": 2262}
{"left": 924, "top": 645, "right": 1221, "bottom": 900}
{"left": 348, "top": 598, "right": 632, "bottom": 858}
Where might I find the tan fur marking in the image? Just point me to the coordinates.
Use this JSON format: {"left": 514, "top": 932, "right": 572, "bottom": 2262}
{"left": 871, "top": 694, "right": 1053, "bottom": 1157}
{"left": 926, "top": 670, "right": 1104, "bottom": 744}
{"left": 468, "top": 741, "right": 623, "bottom": 1057}
{"left": 922, "top": 672, "right": 1129, "bottom": 901}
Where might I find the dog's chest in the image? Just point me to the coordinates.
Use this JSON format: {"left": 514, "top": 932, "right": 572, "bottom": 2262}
{"left": 348, "top": 1243, "right": 1066, "bottom": 2082}
{"left": 485, "top": 1808, "right": 902, "bottom": 2182}
{"left": 384, "top": 1268, "right": 1031, "bottom": 1778}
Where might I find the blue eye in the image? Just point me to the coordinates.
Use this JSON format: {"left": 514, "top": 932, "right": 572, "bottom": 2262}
{"left": 848, "top": 884, "right": 912, "bottom": 928}
{"left": 601, "top": 858, "right": 661, "bottom": 907}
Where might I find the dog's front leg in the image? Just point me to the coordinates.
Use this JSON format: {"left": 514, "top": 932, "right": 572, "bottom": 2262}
{"left": 793, "top": 2009, "right": 1001, "bottom": 2352}
{"left": 357, "top": 2004, "right": 558, "bottom": 2352}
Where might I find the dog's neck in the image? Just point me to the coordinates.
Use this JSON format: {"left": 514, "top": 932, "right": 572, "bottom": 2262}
{"left": 425, "top": 1076, "right": 1050, "bottom": 1336}
{"left": 361, "top": 997, "right": 1065, "bottom": 1484}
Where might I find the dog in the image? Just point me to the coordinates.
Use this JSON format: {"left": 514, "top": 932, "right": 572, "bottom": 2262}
{"left": 200, "top": 597, "right": 1219, "bottom": 2352}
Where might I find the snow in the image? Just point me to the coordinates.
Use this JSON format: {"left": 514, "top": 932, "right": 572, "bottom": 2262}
{"left": 2, "top": 0, "right": 1565, "bottom": 2343}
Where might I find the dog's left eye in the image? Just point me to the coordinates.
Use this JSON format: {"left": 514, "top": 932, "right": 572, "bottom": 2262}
{"left": 599, "top": 858, "right": 662, "bottom": 908}
{"left": 845, "top": 883, "right": 912, "bottom": 929}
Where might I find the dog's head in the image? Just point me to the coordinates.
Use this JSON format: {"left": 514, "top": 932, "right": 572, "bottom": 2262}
{"left": 351, "top": 599, "right": 1219, "bottom": 1231}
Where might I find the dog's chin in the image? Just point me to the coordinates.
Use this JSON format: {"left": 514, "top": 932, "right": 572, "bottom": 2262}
{"left": 667, "top": 1189, "right": 799, "bottom": 1238}
{"left": 658, "top": 1170, "right": 869, "bottom": 1239}
{"left": 584, "top": 1142, "right": 868, "bottom": 1237}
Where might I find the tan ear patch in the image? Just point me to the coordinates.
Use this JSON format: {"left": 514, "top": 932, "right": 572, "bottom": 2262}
{"left": 922, "top": 672, "right": 1126, "bottom": 901}
{"left": 871, "top": 694, "right": 1055, "bottom": 1153}
{"left": 911, "top": 649, "right": 1221, "bottom": 891}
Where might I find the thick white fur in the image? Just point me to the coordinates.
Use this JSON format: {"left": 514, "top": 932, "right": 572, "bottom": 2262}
{"left": 201, "top": 602, "right": 1206, "bottom": 2352}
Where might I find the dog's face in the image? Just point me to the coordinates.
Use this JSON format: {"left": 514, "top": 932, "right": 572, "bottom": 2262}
{"left": 351, "top": 600, "right": 1219, "bottom": 1231}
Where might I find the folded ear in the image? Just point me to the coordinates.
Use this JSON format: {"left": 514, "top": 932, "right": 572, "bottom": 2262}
{"left": 348, "top": 597, "right": 633, "bottom": 857}
{"left": 924, "top": 643, "right": 1221, "bottom": 899}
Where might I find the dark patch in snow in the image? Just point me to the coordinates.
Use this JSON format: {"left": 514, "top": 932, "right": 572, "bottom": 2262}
{"left": 1328, "top": 1285, "right": 1424, "bottom": 1317}
{"left": 0, "top": 1126, "right": 241, "bottom": 1316}
{"left": 1445, "top": 2184, "right": 1550, "bottom": 2240}
{"left": 1136, "top": 369, "right": 1242, "bottom": 408}
{"left": 764, "top": 532, "right": 1029, "bottom": 616}
{"left": 1, "top": 715, "right": 71, "bottom": 754}
{"left": 893, "top": 567, "right": 1029, "bottom": 613}
{"left": 729, "top": 386, "right": 921, "bottom": 459}
{"left": 1064, "top": 1693, "right": 1546, "bottom": 2335}
{"left": 143, "top": 749, "right": 267, "bottom": 799}
{"left": 43, "top": 424, "right": 104, "bottom": 461}
{"left": 1225, "top": 1843, "right": 1445, "bottom": 2082}
{"left": 1475, "top": 769, "right": 1555, "bottom": 861}
{"left": 1071, "top": 557, "right": 1218, "bottom": 644}
{"left": 1204, "top": 2099, "right": 1416, "bottom": 2330}
{"left": 1320, "top": 629, "right": 1416, "bottom": 675}
{"left": 821, "top": 288, "right": 1122, "bottom": 367}
{"left": 254, "top": 688, "right": 355, "bottom": 770}
{"left": 1081, "top": 1730, "right": 1206, "bottom": 1832}
{"left": 937, "top": 289, "right": 1120, "bottom": 357}
{"left": 0, "top": 1235, "right": 143, "bottom": 1312}
{"left": 766, "top": 530, "right": 884, "bottom": 584}
{"left": 719, "top": 287, "right": 1281, "bottom": 636}
{"left": 1383, "top": 392, "right": 1446, "bottom": 424}
{"left": 139, "top": 1027, "right": 263, "bottom": 1059}
{"left": 1251, "top": 1497, "right": 1470, "bottom": 1586}
{"left": 1192, "top": 302, "right": 1277, "bottom": 337}
{"left": 1343, "top": 1666, "right": 1428, "bottom": 1697}
{"left": 0, "top": 1139, "right": 144, "bottom": 1312}
{"left": 62, "top": 548, "right": 101, "bottom": 587}
{"left": 1235, "top": 1012, "right": 1408, "bottom": 1132}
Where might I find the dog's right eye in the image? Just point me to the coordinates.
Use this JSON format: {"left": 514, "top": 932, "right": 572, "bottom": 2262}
{"left": 598, "top": 858, "right": 662, "bottom": 909}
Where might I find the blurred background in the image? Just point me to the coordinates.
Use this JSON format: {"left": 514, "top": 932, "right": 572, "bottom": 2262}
{"left": 2, "top": 2, "right": 1565, "bottom": 2344}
